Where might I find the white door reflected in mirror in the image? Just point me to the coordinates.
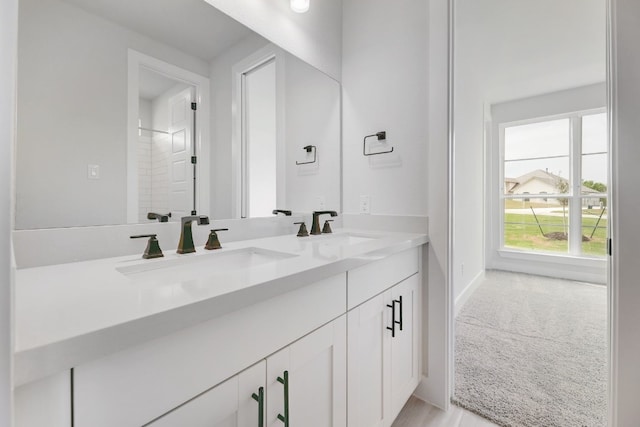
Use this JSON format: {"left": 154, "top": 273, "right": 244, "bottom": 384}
{"left": 243, "top": 59, "right": 277, "bottom": 218}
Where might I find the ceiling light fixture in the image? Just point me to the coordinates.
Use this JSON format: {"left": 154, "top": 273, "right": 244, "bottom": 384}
{"left": 290, "top": 0, "right": 309, "bottom": 13}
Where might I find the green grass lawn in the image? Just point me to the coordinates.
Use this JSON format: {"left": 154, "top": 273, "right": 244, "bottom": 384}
{"left": 504, "top": 213, "right": 607, "bottom": 256}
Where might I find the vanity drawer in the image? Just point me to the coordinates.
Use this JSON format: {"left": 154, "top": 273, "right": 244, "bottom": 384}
{"left": 74, "top": 273, "right": 346, "bottom": 427}
{"left": 347, "top": 248, "right": 419, "bottom": 310}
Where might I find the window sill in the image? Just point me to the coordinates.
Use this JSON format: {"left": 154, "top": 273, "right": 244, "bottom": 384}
{"left": 488, "top": 249, "right": 607, "bottom": 284}
{"left": 498, "top": 248, "right": 607, "bottom": 266}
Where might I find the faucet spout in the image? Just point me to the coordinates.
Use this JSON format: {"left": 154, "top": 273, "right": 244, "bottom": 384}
{"left": 310, "top": 210, "right": 338, "bottom": 235}
{"left": 147, "top": 212, "right": 171, "bottom": 222}
{"left": 177, "top": 215, "right": 210, "bottom": 254}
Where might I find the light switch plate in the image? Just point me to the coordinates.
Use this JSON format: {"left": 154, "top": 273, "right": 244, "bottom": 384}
{"left": 88, "top": 164, "right": 100, "bottom": 180}
{"left": 359, "top": 195, "right": 371, "bottom": 214}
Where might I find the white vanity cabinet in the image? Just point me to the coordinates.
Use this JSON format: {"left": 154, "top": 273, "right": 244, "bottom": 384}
{"left": 74, "top": 274, "right": 347, "bottom": 427}
{"left": 148, "top": 316, "right": 347, "bottom": 427}
{"left": 15, "top": 243, "right": 425, "bottom": 427}
{"left": 347, "top": 255, "right": 421, "bottom": 427}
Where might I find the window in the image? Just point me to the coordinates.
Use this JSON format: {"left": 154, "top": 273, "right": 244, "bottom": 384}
{"left": 501, "top": 112, "right": 607, "bottom": 257}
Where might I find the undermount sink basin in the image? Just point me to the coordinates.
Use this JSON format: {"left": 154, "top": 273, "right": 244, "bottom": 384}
{"left": 116, "top": 247, "right": 297, "bottom": 284}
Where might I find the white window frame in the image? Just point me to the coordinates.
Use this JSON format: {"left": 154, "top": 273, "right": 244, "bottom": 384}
{"left": 486, "top": 84, "right": 608, "bottom": 284}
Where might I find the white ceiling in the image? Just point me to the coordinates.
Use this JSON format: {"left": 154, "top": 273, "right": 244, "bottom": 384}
{"left": 456, "top": 0, "right": 606, "bottom": 103}
{"left": 62, "top": 0, "right": 254, "bottom": 61}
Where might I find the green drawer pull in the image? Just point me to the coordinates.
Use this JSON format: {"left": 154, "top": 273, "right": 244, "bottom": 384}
{"left": 251, "top": 386, "right": 264, "bottom": 427}
{"left": 386, "top": 301, "right": 396, "bottom": 337}
{"left": 276, "top": 371, "right": 289, "bottom": 426}
{"left": 396, "top": 295, "right": 404, "bottom": 331}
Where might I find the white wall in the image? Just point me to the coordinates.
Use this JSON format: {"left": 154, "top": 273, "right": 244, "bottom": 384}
{"left": 611, "top": 0, "right": 640, "bottom": 423}
{"left": 452, "top": 78, "right": 485, "bottom": 301}
{"left": 204, "top": 0, "right": 342, "bottom": 81}
{"left": 16, "top": 0, "right": 209, "bottom": 229}
{"left": 0, "top": 0, "right": 17, "bottom": 424}
{"left": 422, "top": 0, "right": 452, "bottom": 409}
{"left": 453, "top": 0, "right": 606, "bottom": 301}
{"left": 342, "top": 0, "right": 428, "bottom": 217}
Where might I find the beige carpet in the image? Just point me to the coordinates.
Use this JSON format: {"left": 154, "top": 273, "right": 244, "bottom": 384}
{"left": 453, "top": 270, "right": 607, "bottom": 427}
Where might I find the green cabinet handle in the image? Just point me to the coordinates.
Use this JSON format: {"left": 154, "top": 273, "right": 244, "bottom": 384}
{"left": 276, "top": 371, "right": 289, "bottom": 426}
{"left": 397, "top": 295, "right": 404, "bottom": 331}
{"left": 387, "top": 297, "right": 403, "bottom": 337}
{"left": 251, "top": 386, "right": 264, "bottom": 427}
{"left": 386, "top": 301, "right": 397, "bottom": 337}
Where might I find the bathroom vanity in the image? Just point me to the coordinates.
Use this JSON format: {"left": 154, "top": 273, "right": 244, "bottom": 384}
{"left": 13, "top": 1, "right": 429, "bottom": 424}
{"left": 14, "top": 229, "right": 427, "bottom": 427}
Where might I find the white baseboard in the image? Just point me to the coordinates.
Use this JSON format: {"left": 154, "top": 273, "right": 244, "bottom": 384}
{"left": 454, "top": 270, "right": 486, "bottom": 318}
{"left": 414, "top": 375, "right": 447, "bottom": 411}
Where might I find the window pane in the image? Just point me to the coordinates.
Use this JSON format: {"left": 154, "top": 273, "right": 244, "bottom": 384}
{"left": 504, "top": 158, "right": 569, "bottom": 195}
{"left": 581, "top": 203, "right": 607, "bottom": 257}
{"left": 582, "top": 113, "right": 607, "bottom": 154}
{"left": 504, "top": 119, "right": 570, "bottom": 161}
{"left": 582, "top": 153, "right": 608, "bottom": 195}
{"left": 504, "top": 198, "right": 569, "bottom": 254}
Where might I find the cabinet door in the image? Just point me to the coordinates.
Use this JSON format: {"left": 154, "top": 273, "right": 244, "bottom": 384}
{"left": 347, "top": 291, "right": 393, "bottom": 427}
{"left": 390, "top": 274, "right": 421, "bottom": 419}
{"left": 149, "top": 361, "right": 265, "bottom": 427}
{"left": 15, "top": 371, "right": 71, "bottom": 427}
{"left": 266, "top": 316, "right": 346, "bottom": 427}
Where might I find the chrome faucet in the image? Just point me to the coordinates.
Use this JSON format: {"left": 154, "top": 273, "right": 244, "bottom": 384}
{"left": 310, "top": 211, "right": 338, "bottom": 235}
{"left": 177, "top": 215, "right": 210, "bottom": 254}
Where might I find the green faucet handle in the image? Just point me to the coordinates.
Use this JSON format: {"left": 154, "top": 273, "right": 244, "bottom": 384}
{"left": 130, "top": 234, "right": 164, "bottom": 259}
{"left": 294, "top": 222, "right": 309, "bottom": 237}
{"left": 322, "top": 220, "right": 334, "bottom": 234}
{"left": 205, "top": 228, "right": 228, "bottom": 250}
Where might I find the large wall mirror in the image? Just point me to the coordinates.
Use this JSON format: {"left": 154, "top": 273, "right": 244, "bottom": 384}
{"left": 15, "top": 0, "right": 341, "bottom": 230}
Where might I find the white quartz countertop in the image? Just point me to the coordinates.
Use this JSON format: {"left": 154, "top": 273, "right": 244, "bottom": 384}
{"left": 14, "top": 228, "right": 428, "bottom": 386}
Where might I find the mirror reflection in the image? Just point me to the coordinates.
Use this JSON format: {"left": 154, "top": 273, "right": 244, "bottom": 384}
{"left": 15, "top": 0, "right": 341, "bottom": 230}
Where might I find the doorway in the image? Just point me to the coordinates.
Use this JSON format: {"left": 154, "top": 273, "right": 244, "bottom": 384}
{"left": 127, "top": 49, "right": 211, "bottom": 223}
{"left": 231, "top": 44, "right": 285, "bottom": 220}
{"left": 137, "top": 67, "right": 195, "bottom": 222}
{"left": 451, "top": 0, "right": 610, "bottom": 425}
{"left": 241, "top": 58, "right": 277, "bottom": 218}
